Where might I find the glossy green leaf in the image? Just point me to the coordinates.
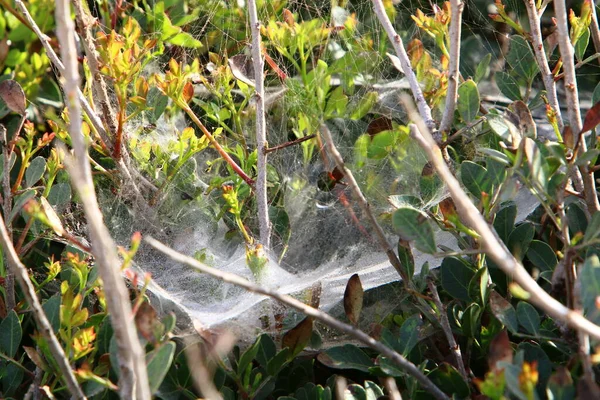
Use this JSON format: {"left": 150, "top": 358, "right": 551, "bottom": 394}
{"left": 526, "top": 240, "right": 557, "bottom": 272}
{"left": 8, "top": 189, "right": 35, "bottom": 223}
{"left": 397, "top": 239, "right": 414, "bottom": 281}
{"left": 255, "top": 333, "right": 276, "bottom": 369}
{"left": 579, "top": 255, "right": 600, "bottom": 322}
{"left": 318, "top": 344, "right": 374, "bottom": 372}
{"left": 496, "top": 72, "right": 522, "bottom": 101}
{"left": 507, "top": 222, "right": 535, "bottom": 261}
{"left": 506, "top": 36, "right": 539, "bottom": 81}
{"left": 398, "top": 314, "right": 423, "bottom": 355}
{"left": 0, "top": 310, "right": 22, "bottom": 358}
{"left": 429, "top": 363, "right": 470, "bottom": 398}
{"left": 460, "top": 161, "right": 491, "bottom": 199}
{"left": 25, "top": 156, "right": 46, "bottom": 188}
{"left": 42, "top": 293, "right": 61, "bottom": 334}
{"left": 267, "top": 347, "right": 290, "bottom": 376}
{"left": 567, "top": 202, "right": 588, "bottom": 236}
{"left": 493, "top": 202, "right": 517, "bottom": 244}
{"left": 440, "top": 257, "right": 475, "bottom": 302}
{"left": 457, "top": 79, "right": 480, "bottom": 123}
{"left": 516, "top": 302, "right": 540, "bottom": 335}
{"left": 584, "top": 211, "right": 600, "bottom": 244}
{"left": 392, "top": 207, "right": 437, "bottom": 253}
{"left": 574, "top": 28, "right": 590, "bottom": 62}
{"left": 146, "top": 341, "right": 176, "bottom": 394}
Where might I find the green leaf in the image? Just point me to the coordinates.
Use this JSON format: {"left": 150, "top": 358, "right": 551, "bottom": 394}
{"left": 526, "top": 240, "right": 557, "bottom": 272}
{"left": 397, "top": 239, "right": 414, "bottom": 281}
{"left": 567, "top": 202, "right": 588, "bottom": 236}
{"left": 460, "top": 161, "right": 491, "bottom": 199}
{"left": 324, "top": 86, "right": 348, "bottom": 118}
{"left": 397, "top": 314, "right": 422, "bottom": 355}
{"left": 367, "top": 130, "right": 397, "bottom": 159}
{"left": 255, "top": 333, "right": 276, "bottom": 369}
{"left": 496, "top": 72, "right": 522, "bottom": 101}
{"left": 584, "top": 211, "right": 600, "bottom": 244}
{"left": 457, "top": 79, "right": 480, "bottom": 123}
{"left": 429, "top": 363, "right": 470, "bottom": 398}
{"left": 574, "top": 28, "right": 590, "bottom": 62}
{"left": 237, "top": 339, "right": 260, "bottom": 375}
{"left": 267, "top": 347, "right": 289, "bottom": 376}
{"left": 593, "top": 81, "right": 600, "bottom": 106}
{"left": 392, "top": 207, "right": 437, "bottom": 253}
{"left": 345, "top": 384, "right": 367, "bottom": 400}
{"left": 0, "top": 152, "right": 16, "bottom": 177}
{"left": 489, "top": 290, "right": 519, "bottom": 333}
{"left": 8, "top": 189, "right": 35, "bottom": 222}
{"left": 579, "top": 255, "right": 600, "bottom": 322}
{"left": 516, "top": 301, "right": 540, "bottom": 335}
{"left": 318, "top": 344, "right": 374, "bottom": 372}
{"left": 440, "top": 257, "right": 475, "bottom": 302}
{"left": 42, "top": 294, "right": 61, "bottom": 333}
{"left": 1, "top": 362, "right": 24, "bottom": 397}
{"left": 506, "top": 35, "right": 539, "bottom": 82}
{"left": 507, "top": 222, "right": 535, "bottom": 261}
{"left": 146, "top": 342, "right": 176, "bottom": 394}
{"left": 493, "top": 202, "right": 517, "bottom": 244}
{"left": 474, "top": 53, "right": 492, "bottom": 83}
{"left": 350, "top": 91, "right": 377, "bottom": 120}
{"left": 25, "top": 156, "right": 46, "bottom": 188}
{"left": 47, "top": 183, "right": 71, "bottom": 206}
{"left": 0, "top": 310, "right": 22, "bottom": 358}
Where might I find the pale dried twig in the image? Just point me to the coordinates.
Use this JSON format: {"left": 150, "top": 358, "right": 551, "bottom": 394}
{"left": 553, "top": 0, "right": 600, "bottom": 214}
{"left": 145, "top": 236, "right": 450, "bottom": 400}
{"left": 401, "top": 93, "right": 600, "bottom": 340}
{"left": 247, "top": 0, "right": 271, "bottom": 249}
{"left": 438, "top": 0, "right": 464, "bottom": 134}
{"left": 371, "top": 0, "right": 436, "bottom": 133}
{"left": 524, "top": 0, "right": 564, "bottom": 131}
{"left": 53, "top": 0, "right": 151, "bottom": 397}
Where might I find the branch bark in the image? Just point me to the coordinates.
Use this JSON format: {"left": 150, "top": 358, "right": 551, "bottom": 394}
{"left": 439, "top": 0, "right": 464, "bottom": 135}
{"left": 524, "top": 0, "right": 564, "bottom": 132}
{"left": 400, "top": 93, "right": 600, "bottom": 341}
{"left": 371, "top": 0, "right": 436, "bottom": 133}
{"left": 53, "top": 0, "right": 151, "bottom": 398}
{"left": 553, "top": 0, "right": 600, "bottom": 214}
{"left": 145, "top": 236, "right": 450, "bottom": 400}
{"left": 247, "top": 0, "right": 271, "bottom": 249}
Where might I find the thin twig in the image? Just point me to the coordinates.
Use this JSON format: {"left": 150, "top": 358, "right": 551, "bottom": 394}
{"left": 145, "top": 236, "right": 450, "bottom": 400}
{"left": 427, "top": 278, "right": 468, "bottom": 381}
{"left": 371, "top": 0, "right": 436, "bottom": 134}
{"left": 53, "top": 0, "right": 151, "bottom": 398}
{"left": 71, "top": 0, "right": 118, "bottom": 148}
{"left": 248, "top": 0, "right": 270, "bottom": 249}
{"left": 1, "top": 125, "right": 16, "bottom": 311}
{"left": 400, "top": 93, "right": 600, "bottom": 340}
{"left": 524, "top": 0, "right": 564, "bottom": 132}
{"left": 265, "top": 134, "right": 316, "bottom": 153}
{"left": 0, "top": 215, "right": 85, "bottom": 398}
{"left": 439, "top": 0, "right": 464, "bottom": 134}
{"left": 589, "top": 3, "right": 600, "bottom": 67}
{"left": 320, "top": 124, "right": 409, "bottom": 281}
{"left": 553, "top": 0, "right": 600, "bottom": 214}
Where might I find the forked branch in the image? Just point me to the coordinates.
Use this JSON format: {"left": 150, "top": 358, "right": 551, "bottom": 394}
{"left": 401, "top": 93, "right": 600, "bottom": 341}
{"left": 145, "top": 236, "right": 450, "bottom": 400}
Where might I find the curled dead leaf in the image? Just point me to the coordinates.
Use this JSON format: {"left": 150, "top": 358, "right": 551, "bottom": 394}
{"left": 0, "top": 79, "right": 26, "bottom": 115}
{"left": 344, "top": 273, "right": 363, "bottom": 325}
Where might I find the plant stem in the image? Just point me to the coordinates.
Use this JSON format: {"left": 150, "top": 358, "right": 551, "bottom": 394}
{"left": 265, "top": 134, "right": 316, "bottom": 153}
{"left": 146, "top": 236, "right": 450, "bottom": 400}
{"left": 439, "top": 0, "right": 464, "bottom": 135}
{"left": 248, "top": 0, "right": 271, "bottom": 249}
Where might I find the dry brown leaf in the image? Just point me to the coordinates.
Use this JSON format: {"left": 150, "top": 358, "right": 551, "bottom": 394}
{"left": 0, "top": 79, "right": 26, "bottom": 114}
{"left": 344, "top": 273, "right": 363, "bottom": 325}
{"left": 40, "top": 196, "right": 65, "bottom": 236}
{"left": 282, "top": 317, "right": 313, "bottom": 356}
{"left": 488, "top": 330, "right": 513, "bottom": 372}
{"left": 581, "top": 100, "right": 600, "bottom": 134}
{"left": 228, "top": 54, "right": 255, "bottom": 88}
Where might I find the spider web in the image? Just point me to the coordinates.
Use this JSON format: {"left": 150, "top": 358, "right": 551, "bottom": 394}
{"left": 93, "top": 0, "right": 574, "bottom": 339}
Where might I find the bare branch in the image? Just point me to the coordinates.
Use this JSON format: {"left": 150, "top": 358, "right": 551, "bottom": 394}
{"left": 524, "top": 0, "right": 564, "bottom": 132}
{"left": 439, "top": 0, "right": 464, "bottom": 134}
{"left": 145, "top": 236, "right": 450, "bottom": 400}
{"left": 427, "top": 279, "right": 467, "bottom": 381}
{"left": 248, "top": 0, "right": 271, "bottom": 249}
{"left": 320, "top": 124, "right": 408, "bottom": 281}
{"left": 0, "top": 216, "right": 85, "bottom": 399}
{"left": 553, "top": 0, "right": 600, "bottom": 214}
{"left": 371, "top": 0, "right": 436, "bottom": 133}
{"left": 53, "top": 0, "right": 151, "bottom": 398}
{"left": 400, "top": 93, "right": 600, "bottom": 341}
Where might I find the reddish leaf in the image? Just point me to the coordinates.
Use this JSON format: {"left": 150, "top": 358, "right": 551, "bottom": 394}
{"left": 367, "top": 116, "right": 393, "bottom": 136}
{"left": 581, "top": 101, "right": 600, "bottom": 134}
{"left": 0, "top": 79, "right": 26, "bottom": 114}
{"left": 344, "top": 274, "right": 364, "bottom": 325}
{"left": 282, "top": 317, "right": 313, "bottom": 356}
{"left": 182, "top": 82, "right": 194, "bottom": 103}
{"left": 488, "top": 330, "right": 513, "bottom": 372}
